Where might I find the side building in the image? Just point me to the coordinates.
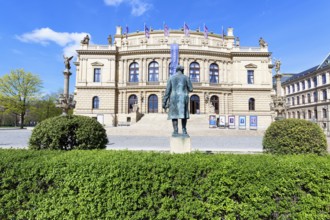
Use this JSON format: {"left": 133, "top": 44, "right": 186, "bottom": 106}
{"left": 74, "top": 26, "right": 274, "bottom": 130}
{"left": 282, "top": 53, "right": 330, "bottom": 134}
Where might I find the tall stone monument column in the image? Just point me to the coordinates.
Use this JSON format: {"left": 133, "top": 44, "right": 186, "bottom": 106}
{"left": 271, "top": 60, "right": 286, "bottom": 120}
{"left": 56, "top": 55, "right": 76, "bottom": 115}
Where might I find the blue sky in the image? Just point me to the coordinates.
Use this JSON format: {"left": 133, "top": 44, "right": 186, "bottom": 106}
{"left": 0, "top": 0, "right": 329, "bottom": 94}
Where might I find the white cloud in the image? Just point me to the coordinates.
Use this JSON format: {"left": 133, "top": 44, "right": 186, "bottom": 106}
{"left": 16, "top": 28, "right": 90, "bottom": 57}
{"left": 104, "top": 0, "right": 151, "bottom": 16}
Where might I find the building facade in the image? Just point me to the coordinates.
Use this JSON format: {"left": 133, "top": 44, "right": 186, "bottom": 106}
{"left": 74, "top": 26, "right": 274, "bottom": 129}
{"left": 282, "top": 53, "right": 330, "bottom": 134}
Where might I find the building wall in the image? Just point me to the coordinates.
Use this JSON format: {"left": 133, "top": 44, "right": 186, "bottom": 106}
{"left": 282, "top": 62, "right": 330, "bottom": 134}
{"left": 74, "top": 27, "right": 274, "bottom": 129}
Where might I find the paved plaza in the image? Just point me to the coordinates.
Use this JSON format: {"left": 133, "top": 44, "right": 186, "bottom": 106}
{"left": 0, "top": 127, "right": 264, "bottom": 153}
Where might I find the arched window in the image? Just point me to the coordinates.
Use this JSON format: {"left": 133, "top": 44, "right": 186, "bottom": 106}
{"left": 248, "top": 98, "right": 255, "bottom": 111}
{"left": 148, "top": 61, "right": 159, "bottom": 82}
{"left": 209, "top": 63, "right": 219, "bottom": 84}
{"left": 148, "top": 94, "right": 158, "bottom": 113}
{"left": 128, "top": 95, "right": 138, "bottom": 113}
{"left": 210, "top": 95, "right": 219, "bottom": 114}
{"left": 190, "top": 95, "right": 200, "bottom": 114}
{"left": 129, "top": 62, "right": 139, "bottom": 82}
{"left": 92, "top": 96, "right": 99, "bottom": 109}
{"left": 189, "top": 62, "right": 200, "bottom": 83}
{"left": 169, "top": 62, "right": 175, "bottom": 77}
{"left": 94, "top": 68, "right": 101, "bottom": 82}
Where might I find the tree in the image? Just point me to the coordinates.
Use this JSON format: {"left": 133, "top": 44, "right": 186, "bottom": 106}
{"left": 26, "top": 93, "right": 62, "bottom": 123}
{"left": 0, "top": 69, "right": 42, "bottom": 128}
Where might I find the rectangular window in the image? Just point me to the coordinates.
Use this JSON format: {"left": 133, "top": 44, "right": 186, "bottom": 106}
{"left": 323, "top": 108, "right": 327, "bottom": 118}
{"left": 314, "top": 109, "right": 318, "bottom": 119}
{"left": 302, "top": 81, "right": 305, "bottom": 90}
{"left": 292, "top": 84, "right": 295, "bottom": 93}
{"left": 314, "top": 91, "right": 318, "bottom": 102}
{"left": 297, "top": 96, "right": 300, "bottom": 105}
{"left": 308, "top": 94, "right": 311, "bottom": 103}
{"left": 323, "top": 89, "right": 327, "bottom": 100}
{"left": 292, "top": 97, "right": 295, "bottom": 106}
{"left": 94, "top": 68, "right": 101, "bottom": 82}
{"left": 287, "top": 86, "right": 290, "bottom": 94}
{"left": 308, "top": 110, "right": 312, "bottom": 119}
{"left": 313, "top": 77, "right": 318, "bottom": 87}
{"left": 308, "top": 79, "right": 311, "bottom": 88}
{"left": 302, "top": 95, "right": 305, "bottom": 104}
{"left": 322, "top": 74, "right": 326, "bottom": 84}
{"left": 297, "top": 83, "right": 300, "bottom": 91}
{"left": 247, "top": 70, "right": 254, "bottom": 84}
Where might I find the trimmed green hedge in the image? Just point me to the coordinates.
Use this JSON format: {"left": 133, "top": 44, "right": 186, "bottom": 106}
{"left": 263, "top": 119, "right": 327, "bottom": 155}
{"left": 29, "top": 115, "right": 108, "bottom": 150}
{"left": 1, "top": 150, "right": 329, "bottom": 219}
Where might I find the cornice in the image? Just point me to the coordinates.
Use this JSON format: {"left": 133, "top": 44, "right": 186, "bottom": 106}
{"left": 118, "top": 49, "right": 232, "bottom": 58}
{"left": 76, "top": 86, "right": 117, "bottom": 89}
{"left": 231, "top": 52, "right": 271, "bottom": 57}
{"left": 77, "top": 50, "right": 117, "bottom": 55}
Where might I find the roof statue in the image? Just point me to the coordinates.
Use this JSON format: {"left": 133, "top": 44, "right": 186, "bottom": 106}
{"left": 275, "top": 60, "right": 281, "bottom": 73}
{"left": 259, "top": 37, "right": 267, "bottom": 48}
{"left": 81, "top": 35, "right": 90, "bottom": 45}
{"left": 107, "top": 35, "right": 112, "bottom": 45}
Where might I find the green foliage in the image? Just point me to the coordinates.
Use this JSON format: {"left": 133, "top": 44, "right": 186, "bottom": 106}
{"left": 26, "top": 93, "right": 62, "bottom": 124}
{"left": 0, "top": 150, "right": 329, "bottom": 219}
{"left": 29, "top": 115, "right": 108, "bottom": 150}
{"left": 0, "top": 69, "right": 42, "bottom": 128}
{"left": 263, "top": 119, "right": 327, "bottom": 155}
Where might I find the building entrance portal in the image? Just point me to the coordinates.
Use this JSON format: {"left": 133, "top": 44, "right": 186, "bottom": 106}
{"left": 210, "top": 95, "right": 219, "bottom": 114}
{"left": 190, "top": 95, "right": 200, "bottom": 114}
{"left": 148, "top": 94, "right": 158, "bottom": 113}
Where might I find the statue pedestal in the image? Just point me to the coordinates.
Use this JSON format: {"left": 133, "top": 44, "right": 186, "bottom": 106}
{"left": 170, "top": 136, "right": 191, "bottom": 153}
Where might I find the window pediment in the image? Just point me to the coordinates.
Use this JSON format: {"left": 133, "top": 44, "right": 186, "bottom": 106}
{"left": 91, "top": 61, "right": 104, "bottom": 66}
{"left": 245, "top": 63, "right": 258, "bottom": 69}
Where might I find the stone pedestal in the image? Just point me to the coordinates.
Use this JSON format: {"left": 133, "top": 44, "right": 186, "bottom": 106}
{"left": 170, "top": 136, "right": 191, "bottom": 153}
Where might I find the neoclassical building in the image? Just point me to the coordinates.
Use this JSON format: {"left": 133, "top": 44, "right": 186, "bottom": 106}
{"left": 74, "top": 26, "right": 274, "bottom": 129}
{"left": 282, "top": 53, "right": 330, "bottom": 134}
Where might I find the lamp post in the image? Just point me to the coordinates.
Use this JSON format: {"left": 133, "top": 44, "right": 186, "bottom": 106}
{"left": 56, "top": 55, "right": 76, "bottom": 115}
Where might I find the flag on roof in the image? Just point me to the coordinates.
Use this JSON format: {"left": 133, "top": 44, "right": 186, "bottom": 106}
{"left": 204, "top": 24, "right": 208, "bottom": 39}
{"left": 144, "top": 24, "right": 150, "bottom": 38}
{"left": 164, "top": 23, "right": 169, "bottom": 37}
{"left": 184, "top": 22, "right": 189, "bottom": 37}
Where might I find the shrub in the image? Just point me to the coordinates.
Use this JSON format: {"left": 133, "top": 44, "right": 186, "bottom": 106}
{"left": 263, "top": 118, "right": 327, "bottom": 155}
{"left": 0, "top": 150, "right": 330, "bottom": 219}
{"left": 29, "top": 115, "right": 108, "bottom": 150}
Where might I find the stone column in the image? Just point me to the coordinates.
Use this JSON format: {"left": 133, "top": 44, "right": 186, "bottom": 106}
{"left": 143, "top": 58, "right": 148, "bottom": 83}
{"left": 184, "top": 58, "right": 189, "bottom": 77}
{"left": 200, "top": 60, "right": 204, "bottom": 83}
{"left": 124, "top": 91, "right": 127, "bottom": 113}
{"left": 159, "top": 58, "right": 163, "bottom": 82}
{"left": 110, "top": 59, "right": 115, "bottom": 82}
{"left": 204, "top": 59, "right": 209, "bottom": 83}
{"left": 123, "top": 60, "right": 127, "bottom": 83}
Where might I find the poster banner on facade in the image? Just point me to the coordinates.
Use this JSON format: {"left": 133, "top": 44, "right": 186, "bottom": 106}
{"left": 170, "top": 44, "right": 179, "bottom": 75}
{"left": 209, "top": 115, "right": 217, "bottom": 128}
{"left": 219, "top": 115, "right": 226, "bottom": 128}
{"left": 239, "top": 116, "right": 246, "bottom": 129}
{"left": 228, "top": 115, "right": 235, "bottom": 129}
{"left": 250, "top": 115, "right": 257, "bottom": 130}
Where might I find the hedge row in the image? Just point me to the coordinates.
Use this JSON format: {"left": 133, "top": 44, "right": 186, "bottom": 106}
{"left": 1, "top": 150, "right": 329, "bottom": 219}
